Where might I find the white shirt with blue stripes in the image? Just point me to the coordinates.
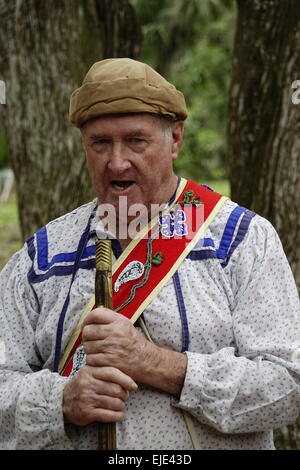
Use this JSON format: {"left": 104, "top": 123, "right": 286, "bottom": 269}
{"left": 0, "top": 194, "right": 299, "bottom": 449}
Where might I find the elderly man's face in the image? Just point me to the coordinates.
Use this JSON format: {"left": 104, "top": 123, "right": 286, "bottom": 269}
{"left": 81, "top": 113, "right": 183, "bottom": 223}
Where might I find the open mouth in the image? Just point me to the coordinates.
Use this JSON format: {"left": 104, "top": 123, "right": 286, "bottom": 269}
{"left": 111, "top": 181, "right": 135, "bottom": 191}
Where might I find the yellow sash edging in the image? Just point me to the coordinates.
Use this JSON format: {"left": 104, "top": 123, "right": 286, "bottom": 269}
{"left": 129, "top": 195, "right": 228, "bottom": 324}
{"left": 58, "top": 296, "right": 95, "bottom": 374}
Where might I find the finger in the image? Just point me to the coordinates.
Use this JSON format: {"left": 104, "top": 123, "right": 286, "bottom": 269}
{"left": 90, "top": 366, "right": 138, "bottom": 391}
{"left": 83, "top": 339, "right": 104, "bottom": 354}
{"left": 95, "top": 381, "right": 130, "bottom": 402}
{"left": 86, "top": 351, "right": 109, "bottom": 368}
{"left": 93, "top": 394, "right": 126, "bottom": 412}
{"left": 82, "top": 312, "right": 119, "bottom": 341}
{"left": 92, "top": 408, "right": 125, "bottom": 424}
{"left": 82, "top": 322, "right": 119, "bottom": 342}
{"left": 82, "top": 316, "right": 132, "bottom": 343}
{"left": 82, "top": 323, "right": 108, "bottom": 342}
{"left": 83, "top": 308, "right": 118, "bottom": 327}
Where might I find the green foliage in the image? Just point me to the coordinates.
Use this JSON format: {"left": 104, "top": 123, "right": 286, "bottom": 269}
{"left": 130, "top": 0, "right": 235, "bottom": 181}
{"left": 0, "top": 130, "right": 7, "bottom": 169}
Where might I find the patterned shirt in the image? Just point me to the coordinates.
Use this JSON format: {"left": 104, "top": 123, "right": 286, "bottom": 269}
{"left": 0, "top": 191, "right": 299, "bottom": 449}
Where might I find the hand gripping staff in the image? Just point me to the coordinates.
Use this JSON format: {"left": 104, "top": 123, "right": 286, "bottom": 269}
{"left": 60, "top": 180, "right": 227, "bottom": 448}
{"left": 95, "top": 239, "right": 117, "bottom": 450}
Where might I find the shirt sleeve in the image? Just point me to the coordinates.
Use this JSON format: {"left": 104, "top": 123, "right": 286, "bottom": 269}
{"left": 174, "top": 215, "right": 300, "bottom": 434}
{"left": 0, "top": 246, "right": 73, "bottom": 449}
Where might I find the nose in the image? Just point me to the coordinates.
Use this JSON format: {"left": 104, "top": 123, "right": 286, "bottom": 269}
{"left": 107, "top": 141, "right": 131, "bottom": 173}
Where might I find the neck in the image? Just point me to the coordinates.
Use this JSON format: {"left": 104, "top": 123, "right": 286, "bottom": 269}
{"left": 98, "top": 175, "right": 180, "bottom": 249}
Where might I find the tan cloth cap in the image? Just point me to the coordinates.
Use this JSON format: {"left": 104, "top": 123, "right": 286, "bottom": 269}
{"left": 69, "top": 58, "right": 188, "bottom": 127}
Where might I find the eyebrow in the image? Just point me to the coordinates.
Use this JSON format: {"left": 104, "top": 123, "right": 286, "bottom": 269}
{"left": 89, "top": 129, "right": 148, "bottom": 141}
{"left": 127, "top": 130, "right": 147, "bottom": 137}
{"left": 89, "top": 133, "right": 110, "bottom": 141}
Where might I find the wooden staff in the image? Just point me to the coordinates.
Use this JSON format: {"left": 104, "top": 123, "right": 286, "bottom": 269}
{"left": 95, "top": 239, "right": 117, "bottom": 450}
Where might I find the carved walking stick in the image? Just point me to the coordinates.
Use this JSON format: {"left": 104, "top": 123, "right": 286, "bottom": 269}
{"left": 95, "top": 239, "right": 117, "bottom": 450}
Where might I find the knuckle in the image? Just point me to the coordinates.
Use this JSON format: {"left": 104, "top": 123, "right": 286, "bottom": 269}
{"left": 111, "top": 383, "right": 124, "bottom": 398}
{"left": 82, "top": 325, "right": 90, "bottom": 341}
{"left": 82, "top": 341, "right": 90, "bottom": 354}
{"left": 85, "top": 354, "right": 97, "bottom": 366}
{"left": 110, "top": 410, "right": 124, "bottom": 422}
{"left": 110, "top": 397, "right": 124, "bottom": 411}
{"left": 115, "top": 400, "right": 125, "bottom": 412}
{"left": 101, "top": 410, "right": 124, "bottom": 423}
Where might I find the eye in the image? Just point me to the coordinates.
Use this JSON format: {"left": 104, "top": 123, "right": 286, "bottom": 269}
{"left": 94, "top": 139, "right": 110, "bottom": 144}
{"left": 128, "top": 137, "right": 148, "bottom": 149}
{"left": 91, "top": 139, "right": 111, "bottom": 150}
{"left": 129, "top": 138, "right": 144, "bottom": 143}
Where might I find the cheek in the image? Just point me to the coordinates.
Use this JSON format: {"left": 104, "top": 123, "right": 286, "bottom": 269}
{"left": 86, "top": 152, "right": 105, "bottom": 179}
{"left": 150, "top": 155, "right": 173, "bottom": 181}
{"left": 86, "top": 157, "right": 107, "bottom": 196}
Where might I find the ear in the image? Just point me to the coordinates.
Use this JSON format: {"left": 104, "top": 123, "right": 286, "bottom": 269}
{"left": 171, "top": 120, "right": 184, "bottom": 161}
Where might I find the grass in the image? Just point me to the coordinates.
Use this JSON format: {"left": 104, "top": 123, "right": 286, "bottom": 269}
{"left": 0, "top": 179, "right": 230, "bottom": 271}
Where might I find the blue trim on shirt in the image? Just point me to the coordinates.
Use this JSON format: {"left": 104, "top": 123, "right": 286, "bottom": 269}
{"left": 27, "top": 204, "right": 255, "bottom": 283}
{"left": 26, "top": 237, "right": 95, "bottom": 283}
{"left": 172, "top": 271, "right": 189, "bottom": 352}
{"left": 26, "top": 235, "right": 35, "bottom": 261}
{"left": 187, "top": 250, "right": 217, "bottom": 261}
{"left": 216, "top": 206, "right": 247, "bottom": 260}
{"left": 193, "top": 238, "right": 215, "bottom": 250}
{"left": 36, "top": 226, "right": 49, "bottom": 270}
{"left": 35, "top": 226, "right": 95, "bottom": 272}
{"left": 200, "top": 184, "right": 214, "bottom": 192}
{"left": 27, "top": 234, "right": 123, "bottom": 282}
{"left": 53, "top": 211, "right": 96, "bottom": 372}
{"left": 187, "top": 207, "right": 256, "bottom": 265}
{"left": 28, "top": 259, "right": 95, "bottom": 283}
{"left": 221, "top": 210, "right": 256, "bottom": 267}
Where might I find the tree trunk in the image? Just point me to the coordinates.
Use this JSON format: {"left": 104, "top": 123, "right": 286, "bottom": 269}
{"left": 0, "top": 0, "right": 96, "bottom": 239}
{"left": 227, "top": 0, "right": 300, "bottom": 449}
{"left": 0, "top": 0, "right": 142, "bottom": 240}
{"left": 228, "top": 0, "right": 300, "bottom": 290}
{"left": 95, "top": 0, "right": 142, "bottom": 59}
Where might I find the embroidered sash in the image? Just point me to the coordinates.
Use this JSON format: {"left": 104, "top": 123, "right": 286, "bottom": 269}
{"left": 59, "top": 179, "right": 228, "bottom": 376}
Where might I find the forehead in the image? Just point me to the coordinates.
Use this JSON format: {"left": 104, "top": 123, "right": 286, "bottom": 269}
{"left": 82, "top": 113, "right": 161, "bottom": 137}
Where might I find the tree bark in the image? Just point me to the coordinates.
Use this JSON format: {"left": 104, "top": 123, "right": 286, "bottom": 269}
{"left": 95, "top": 0, "right": 142, "bottom": 59}
{"left": 0, "top": 0, "right": 142, "bottom": 240}
{"left": 0, "top": 0, "right": 97, "bottom": 239}
{"left": 228, "top": 0, "right": 300, "bottom": 290}
{"left": 228, "top": 0, "right": 300, "bottom": 449}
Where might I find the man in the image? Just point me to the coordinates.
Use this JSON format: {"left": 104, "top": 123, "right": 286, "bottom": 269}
{"left": 0, "top": 58, "right": 299, "bottom": 450}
